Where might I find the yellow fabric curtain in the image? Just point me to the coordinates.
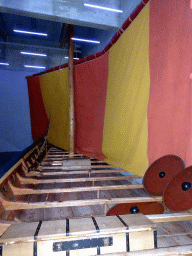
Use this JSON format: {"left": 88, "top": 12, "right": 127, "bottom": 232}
{"left": 102, "top": 5, "right": 150, "bottom": 176}
{"left": 40, "top": 68, "right": 70, "bottom": 150}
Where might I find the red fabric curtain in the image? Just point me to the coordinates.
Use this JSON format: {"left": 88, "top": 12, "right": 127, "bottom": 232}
{"left": 74, "top": 52, "right": 109, "bottom": 160}
{"left": 148, "top": 0, "right": 192, "bottom": 165}
{"left": 27, "top": 76, "right": 49, "bottom": 142}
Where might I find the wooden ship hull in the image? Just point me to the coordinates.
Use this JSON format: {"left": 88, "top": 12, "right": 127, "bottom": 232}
{"left": 0, "top": 139, "right": 192, "bottom": 255}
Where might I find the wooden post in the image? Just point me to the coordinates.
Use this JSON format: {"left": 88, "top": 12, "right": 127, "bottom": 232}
{"left": 68, "top": 25, "right": 75, "bottom": 156}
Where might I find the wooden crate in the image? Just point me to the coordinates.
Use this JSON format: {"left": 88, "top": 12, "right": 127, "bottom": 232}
{"left": 0, "top": 214, "right": 156, "bottom": 256}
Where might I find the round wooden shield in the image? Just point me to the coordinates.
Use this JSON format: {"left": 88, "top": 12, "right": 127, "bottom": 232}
{"left": 163, "top": 166, "right": 192, "bottom": 212}
{"left": 106, "top": 202, "right": 164, "bottom": 216}
{"left": 143, "top": 155, "right": 185, "bottom": 196}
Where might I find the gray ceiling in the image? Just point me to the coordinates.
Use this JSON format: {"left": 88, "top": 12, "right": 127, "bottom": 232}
{"left": 0, "top": 0, "right": 141, "bottom": 72}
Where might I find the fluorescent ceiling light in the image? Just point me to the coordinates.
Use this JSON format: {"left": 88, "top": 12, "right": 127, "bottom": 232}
{"left": 84, "top": 3, "right": 123, "bottom": 13}
{"left": 0, "top": 62, "right": 9, "bottom": 66}
{"left": 14, "top": 29, "right": 47, "bottom": 36}
{"left": 24, "top": 65, "right": 45, "bottom": 69}
{"left": 65, "top": 57, "right": 80, "bottom": 60}
{"left": 71, "top": 37, "right": 100, "bottom": 44}
{"left": 21, "top": 51, "right": 47, "bottom": 57}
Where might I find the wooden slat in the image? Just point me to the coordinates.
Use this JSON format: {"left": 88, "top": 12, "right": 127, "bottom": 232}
{"left": 0, "top": 222, "right": 38, "bottom": 243}
{"left": 147, "top": 212, "right": 192, "bottom": 223}
{"left": 46, "top": 153, "right": 80, "bottom": 157}
{"left": 41, "top": 161, "right": 103, "bottom": 167}
{"left": 38, "top": 169, "right": 128, "bottom": 176}
{"left": 19, "top": 165, "right": 128, "bottom": 177}
{"left": 40, "top": 165, "right": 117, "bottom": 169}
{"left": 9, "top": 181, "right": 143, "bottom": 195}
{"left": 158, "top": 232, "right": 192, "bottom": 238}
{"left": 16, "top": 172, "right": 139, "bottom": 184}
{"left": 0, "top": 195, "right": 162, "bottom": 211}
{"left": 45, "top": 153, "right": 84, "bottom": 157}
{"left": 43, "top": 155, "right": 92, "bottom": 159}
{"left": 100, "top": 245, "right": 192, "bottom": 255}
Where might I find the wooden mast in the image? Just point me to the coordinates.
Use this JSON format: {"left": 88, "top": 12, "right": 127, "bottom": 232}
{"left": 68, "top": 25, "right": 75, "bottom": 156}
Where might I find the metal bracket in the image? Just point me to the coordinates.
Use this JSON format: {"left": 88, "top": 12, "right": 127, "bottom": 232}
{"left": 53, "top": 237, "right": 113, "bottom": 252}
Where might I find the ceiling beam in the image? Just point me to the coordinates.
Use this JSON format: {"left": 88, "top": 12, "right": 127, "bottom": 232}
{"left": 0, "top": 41, "right": 81, "bottom": 53}
{"left": 0, "top": 0, "right": 121, "bottom": 30}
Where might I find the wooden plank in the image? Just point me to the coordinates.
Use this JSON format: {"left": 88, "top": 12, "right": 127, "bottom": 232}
{"left": 42, "top": 202, "right": 74, "bottom": 220}
{"left": 15, "top": 208, "right": 44, "bottom": 222}
{"left": 96, "top": 216, "right": 127, "bottom": 254}
{"left": 2, "top": 242, "right": 34, "bottom": 256}
{"left": 44, "top": 158, "right": 104, "bottom": 164}
{"left": 40, "top": 165, "right": 117, "bottom": 170}
{"left": 39, "top": 169, "right": 128, "bottom": 176}
{"left": 9, "top": 181, "right": 143, "bottom": 195}
{"left": 8, "top": 211, "right": 192, "bottom": 226}
{"left": 0, "top": 222, "right": 38, "bottom": 243}
{"left": 16, "top": 173, "right": 139, "bottom": 184}
{"left": 66, "top": 187, "right": 104, "bottom": 217}
{"left": 129, "top": 230, "right": 154, "bottom": 251}
{"left": 157, "top": 236, "right": 181, "bottom": 249}
{"left": 37, "top": 242, "right": 68, "bottom": 256}
{"left": 158, "top": 232, "right": 192, "bottom": 238}
{"left": 69, "top": 217, "right": 96, "bottom": 236}
{"left": 41, "top": 160, "right": 104, "bottom": 166}
{"left": 147, "top": 212, "right": 192, "bottom": 223}
{"left": 156, "top": 221, "right": 192, "bottom": 243}
{"left": 42, "top": 183, "right": 75, "bottom": 220}
{"left": 43, "top": 156, "right": 92, "bottom": 160}
{"left": 46, "top": 152, "right": 83, "bottom": 155}
{"left": 0, "top": 222, "right": 38, "bottom": 256}
{"left": 0, "top": 195, "right": 162, "bottom": 211}
{"left": 20, "top": 169, "right": 123, "bottom": 180}
{"left": 99, "top": 180, "right": 145, "bottom": 201}
{"left": 45, "top": 153, "right": 84, "bottom": 157}
{"left": 166, "top": 233, "right": 192, "bottom": 247}
{"left": 38, "top": 219, "right": 66, "bottom": 239}
{"left": 96, "top": 215, "right": 126, "bottom": 232}
{"left": 100, "top": 245, "right": 192, "bottom": 255}
{"left": 120, "top": 213, "right": 156, "bottom": 230}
